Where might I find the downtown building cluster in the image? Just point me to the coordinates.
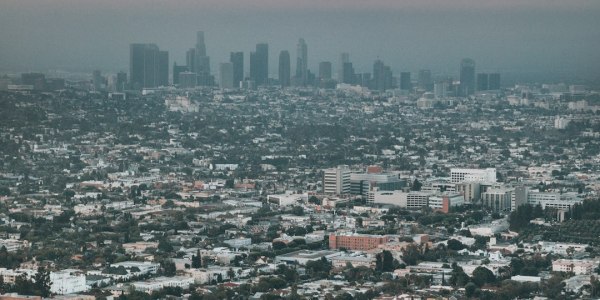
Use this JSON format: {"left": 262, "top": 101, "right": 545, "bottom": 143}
{"left": 123, "top": 31, "right": 502, "bottom": 94}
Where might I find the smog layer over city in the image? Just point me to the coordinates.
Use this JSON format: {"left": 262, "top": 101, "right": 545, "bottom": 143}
{"left": 0, "top": 0, "right": 600, "bottom": 299}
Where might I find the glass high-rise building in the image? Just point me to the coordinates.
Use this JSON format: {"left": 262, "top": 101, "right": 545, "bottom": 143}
{"left": 278, "top": 50, "right": 290, "bottom": 87}
{"left": 219, "top": 62, "right": 234, "bottom": 89}
{"left": 319, "top": 61, "right": 332, "bottom": 80}
{"left": 400, "top": 72, "right": 411, "bottom": 91}
{"left": 488, "top": 73, "right": 501, "bottom": 90}
{"left": 295, "top": 38, "right": 308, "bottom": 86}
{"left": 129, "top": 43, "right": 168, "bottom": 89}
{"left": 418, "top": 69, "right": 433, "bottom": 91}
{"left": 338, "top": 53, "right": 349, "bottom": 82}
{"left": 250, "top": 43, "right": 268, "bottom": 86}
{"left": 459, "top": 58, "right": 476, "bottom": 96}
{"left": 477, "top": 73, "right": 489, "bottom": 91}
{"left": 230, "top": 52, "right": 243, "bottom": 88}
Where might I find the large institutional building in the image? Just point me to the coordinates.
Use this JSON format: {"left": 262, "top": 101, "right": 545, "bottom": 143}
{"left": 328, "top": 233, "right": 388, "bottom": 251}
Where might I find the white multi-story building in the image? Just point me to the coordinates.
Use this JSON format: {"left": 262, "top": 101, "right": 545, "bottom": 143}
{"left": 456, "top": 182, "right": 481, "bottom": 203}
{"left": 428, "top": 192, "right": 465, "bottom": 213}
{"left": 50, "top": 269, "right": 88, "bottom": 295}
{"left": 481, "top": 188, "right": 514, "bottom": 212}
{"left": 0, "top": 239, "right": 29, "bottom": 252}
{"left": 552, "top": 259, "right": 597, "bottom": 275}
{"left": 267, "top": 191, "right": 307, "bottom": 206}
{"left": 323, "top": 165, "right": 351, "bottom": 195}
{"left": 450, "top": 168, "right": 496, "bottom": 183}
{"left": 367, "top": 189, "right": 432, "bottom": 209}
{"left": 527, "top": 191, "right": 583, "bottom": 210}
{"left": 131, "top": 276, "right": 195, "bottom": 294}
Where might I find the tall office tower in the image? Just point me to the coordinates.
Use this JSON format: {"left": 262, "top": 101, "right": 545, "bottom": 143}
{"left": 477, "top": 73, "right": 489, "bottom": 91}
{"left": 92, "top": 70, "right": 103, "bottom": 91}
{"left": 250, "top": 43, "right": 268, "bottom": 86}
{"left": 338, "top": 53, "right": 349, "bottom": 82}
{"left": 130, "top": 43, "right": 165, "bottom": 89}
{"left": 488, "top": 73, "right": 501, "bottom": 90}
{"left": 384, "top": 66, "right": 394, "bottom": 90}
{"left": 172, "top": 63, "right": 189, "bottom": 85}
{"left": 459, "top": 58, "right": 476, "bottom": 96}
{"left": 323, "top": 165, "right": 351, "bottom": 195}
{"left": 418, "top": 69, "right": 433, "bottom": 91}
{"left": 434, "top": 81, "right": 448, "bottom": 99}
{"left": 295, "top": 38, "right": 308, "bottom": 86}
{"left": 278, "top": 50, "right": 291, "bottom": 87}
{"left": 158, "top": 51, "right": 169, "bottom": 86}
{"left": 219, "top": 62, "right": 234, "bottom": 89}
{"left": 319, "top": 62, "right": 332, "bottom": 80}
{"left": 372, "top": 60, "right": 386, "bottom": 91}
{"left": 342, "top": 62, "right": 355, "bottom": 84}
{"left": 116, "top": 71, "right": 127, "bottom": 92}
{"left": 400, "top": 72, "right": 411, "bottom": 90}
{"left": 194, "top": 31, "right": 210, "bottom": 74}
{"left": 230, "top": 52, "right": 243, "bottom": 88}
{"left": 186, "top": 48, "right": 196, "bottom": 72}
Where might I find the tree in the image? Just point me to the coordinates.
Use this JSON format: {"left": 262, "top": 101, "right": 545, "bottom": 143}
{"left": 158, "top": 238, "right": 173, "bottom": 252}
{"left": 291, "top": 206, "right": 304, "bottom": 216}
{"left": 447, "top": 239, "right": 465, "bottom": 251}
{"left": 472, "top": 266, "right": 495, "bottom": 287}
{"left": 308, "top": 196, "right": 320, "bottom": 205}
{"left": 449, "top": 263, "right": 470, "bottom": 287}
{"left": 161, "top": 260, "right": 176, "bottom": 276}
{"left": 376, "top": 250, "right": 395, "bottom": 272}
{"left": 411, "top": 179, "right": 422, "bottom": 191}
{"left": 191, "top": 250, "right": 202, "bottom": 268}
{"left": 401, "top": 243, "right": 421, "bottom": 266}
{"left": 542, "top": 274, "right": 565, "bottom": 298}
{"left": 465, "top": 282, "right": 478, "bottom": 298}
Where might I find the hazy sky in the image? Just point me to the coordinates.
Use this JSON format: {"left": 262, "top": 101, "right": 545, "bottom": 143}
{"left": 1, "top": 0, "right": 599, "bottom": 81}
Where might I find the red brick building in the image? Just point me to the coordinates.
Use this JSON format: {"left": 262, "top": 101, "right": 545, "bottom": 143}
{"left": 329, "top": 233, "right": 388, "bottom": 251}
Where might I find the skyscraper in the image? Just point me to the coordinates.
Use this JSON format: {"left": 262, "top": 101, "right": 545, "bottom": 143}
{"left": 295, "top": 38, "right": 308, "bottom": 86}
{"left": 92, "top": 70, "right": 103, "bottom": 91}
{"left": 129, "top": 43, "right": 167, "bottom": 89}
{"left": 477, "top": 73, "right": 489, "bottom": 91}
{"left": 116, "top": 71, "right": 127, "bottom": 92}
{"left": 338, "top": 53, "right": 349, "bottom": 82}
{"left": 230, "top": 52, "right": 243, "bottom": 88}
{"left": 173, "top": 63, "right": 189, "bottom": 85}
{"left": 278, "top": 50, "right": 290, "bottom": 87}
{"left": 186, "top": 48, "right": 196, "bottom": 72}
{"left": 319, "top": 62, "right": 332, "bottom": 80}
{"left": 158, "top": 51, "right": 169, "bottom": 86}
{"left": 219, "top": 62, "right": 234, "bottom": 89}
{"left": 373, "top": 60, "right": 385, "bottom": 91}
{"left": 250, "top": 43, "right": 268, "bottom": 86}
{"left": 194, "top": 31, "right": 213, "bottom": 86}
{"left": 342, "top": 62, "right": 355, "bottom": 84}
{"left": 418, "top": 69, "right": 433, "bottom": 91}
{"left": 459, "top": 58, "right": 476, "bottom": 96}
{"left": 488, "top": 73, "right": 501, "bottom": 90}
{"left": 400, "top": 72, "right": 411, "bottom": 91}
{"left": 194, "top": 31, "right": 210, "bottom": 74}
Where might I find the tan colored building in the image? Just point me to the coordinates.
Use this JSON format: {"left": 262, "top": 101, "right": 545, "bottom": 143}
{"left": 329, "top": 233, "right": 388, "bottom": 251}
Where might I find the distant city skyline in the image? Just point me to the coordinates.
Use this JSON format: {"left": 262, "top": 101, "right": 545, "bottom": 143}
{"left": 0, "top": 0, "right": 599, "bottom": 84}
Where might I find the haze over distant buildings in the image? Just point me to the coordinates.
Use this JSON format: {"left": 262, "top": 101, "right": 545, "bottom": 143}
{"left": 1, "top": 0, "right": 599, "bottom": 83}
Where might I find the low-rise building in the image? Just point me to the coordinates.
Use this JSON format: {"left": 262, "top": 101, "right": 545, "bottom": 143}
{"left": 552, "top": 259, "right": 598, "bottom": 275}
{"left": 275, "top": 250, "right": 341, "bottom": 265}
